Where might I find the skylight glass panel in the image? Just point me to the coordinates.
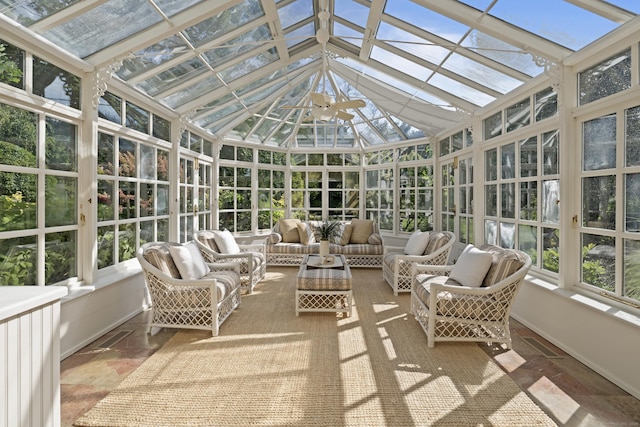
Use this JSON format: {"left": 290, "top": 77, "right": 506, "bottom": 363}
{"left": 443, "top": 53, "right": 523, "bottom": 94}
{"left": 336, "top": 56, "right": 453, "bottom": 108}
{"left": 253, "top": 118, "right": 280, "bottom": 142}
{"left": 137, "top": 57, "right": 207, "bottom": 96}
{"left": 377, "top": 22, "right": 450, "bottom": 64}
{"left": 41, "top": 0, "right": 162, "bottom": 58}
{"left": 370, "top": 46, "right": 432, "bottom": 81}
{"left": 155, "top": 0, "right": 204, "bottom": 17}
{"left": 429, "top": 72, "right": 495, "bottom": 106}
{"left": 199, "top": 104, "right": 244, "bottom": 129}
{"left": 117, "top": 36, "right": 189, "bottom": 81}
{"left": 235, "top": 68, "right": 287, "bottom": 97}
{"left": 606, "top": 1, "right": 640, "bottom": 13}
{"left": 489, "top": 0, "right": 619, "bottom": 51}
{"left": 333, "top": 22, "right": 364, "bottom": 48}
{"left": 202, "top": 24, "right": 272, "bottom": 66}
{"left": 337, "top": 125, "right": 357, "bottom": 147}
{"left": 242, "top": 80, "right": 288, "bottom": 104}
{"left": 461, "top": 30, "right": 542, "bottom": 78}
{"left": 284, "top": 22, "right": 315, "bottom": 48}
{"left": 355, "top": 122, "right": 384, "bottom": 145}
{"left": 334, "top": 0, "right": 369, "bottom": 29}
{"left": 161, "top": 75, "right": 224, "bottom": 109}
{"left": 0, "top": 0, "right": 80, "bottom": 26}
{"left": 277, "top": 0, "right": 313, "bottom": 30}
{"left": 182, "top": 0, "right": 264, "bottom": 48}
{"left": 384, "top": 0, "right": 468, "bottom": 44}
{"left": 218, "top": 48, "right": 279, "bottom": 83}
{"left": 372, "top": 117, "right": 403, "bottom": 142}
{"left": 390, "top": 116, "right": 424, "bottom": 139}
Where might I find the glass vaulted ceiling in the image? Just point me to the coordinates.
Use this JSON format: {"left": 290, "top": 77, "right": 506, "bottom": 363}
{"left": 1, "top": 0, "right": 638, "bottom": 149}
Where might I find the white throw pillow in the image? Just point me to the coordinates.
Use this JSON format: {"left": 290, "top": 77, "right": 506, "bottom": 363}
{"left": 213, "top": 229, "right": 241, "bottom": 254}
{"left": 168, "top": 241, "right": 210, "bottom": 280}
{"left": 404, "top": 230, "right": 430, "bottom": 255}
{"left": 449, "top": 244, "right": 493, "bottom": 287}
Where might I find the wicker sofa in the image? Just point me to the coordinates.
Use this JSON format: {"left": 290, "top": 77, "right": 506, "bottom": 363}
{"left": 266, "top": 219, "right": 384, "bottom": 267}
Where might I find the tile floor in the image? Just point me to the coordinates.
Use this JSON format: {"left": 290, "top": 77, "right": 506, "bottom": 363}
{"left": 61, "top": 309, "right": 640, "bottom": 427}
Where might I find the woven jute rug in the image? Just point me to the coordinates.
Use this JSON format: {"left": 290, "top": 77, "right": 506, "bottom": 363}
{"left": 75, "top": 267, "right": 557, "bottom": 427}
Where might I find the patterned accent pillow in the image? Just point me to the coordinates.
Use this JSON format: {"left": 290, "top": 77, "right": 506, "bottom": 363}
{"left": 331, "top": 223, "right": 353, "bottom": 245}
{"left": 268, "top": 233, "right": 282, "bottom": 244}
{"left": 297, "top": 222, "right": 316, "bottom": 245}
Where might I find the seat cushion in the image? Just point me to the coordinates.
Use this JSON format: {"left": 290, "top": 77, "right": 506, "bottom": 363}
{"left": 414, "top": 278, "right": 500, "bottom": 321}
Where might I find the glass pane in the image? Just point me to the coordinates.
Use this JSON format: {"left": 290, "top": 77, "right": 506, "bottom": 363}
{"left": 520, "top": 181, "right": 537, "bottom": 221}
{"left": 97, "top": 226, "right": 115, "bottom": 270}
{"left": 32, "top": 57, "right": 81, "bottom": 109}
{"left": 625, "top": 173, "right": 640, "bottom": 232}
{"left": 582, "top": 233, "right": 615, "bottom": 292}
{"left": 542, "top": 130, "right": 559, "bottom": 175}
{"left": 45, "top": 176, "right": 76, "bottom": 227}
{"left": 125, "top": 102, "right": 150, "bottom": 134}
{"left": 484, "top": 111, "right": 502, "bottom": 140}
{"left": 118, "top": 138, "right": 137, "bottom": 177}
{"left": 501, "top": 183, "right": 515, "bottom": 218}
{"left": 583, "top": 176, "right": 615, "bottom": 229}
{"left": 97, "top": 180, "right": 114, "bottom": 222}
{"left": 506, "top": 98, "right": 530, "bottom": 132}
{"left": 118, "top": 223, "right": 136, "bottom": 262}
{"left": 0, "top": 235, "right": 37, "bottom": 285}
{"left": 152, "top": 115, "right": 170, "bottom": 141}
{"left": 98, "top": 92, "right": 121, "bottom": 124}
{"left": 0, "top": 172, "right": 37, "bottom": 231}
{"left": 0, "top": 103, "right": 38, "bottom": 168}
{"left": 140, "top": 220, "right": 153, "bottom": 244}
{"left": 485, "top": 220, "right": 497, "bottom": 245}
{"left": 485, "top": 148, "right": 497, "bottom": 181}
{"left": 542, "top": 180, "right": 560, "bottom": 224}
{"left": 45, "top": 117, "right": 77, "bottom": 171}
{"left": 520, "top": 137, "right": 537, "bottom": 178}
{"left": 140, "top": 144, "right": 155, "bottom": 180}
{"left": 157, "top": 150, "right": 168, "bottom": 181}
{"left": 500, "top": 222, "right": 515, "bottom": 249}
{"left": 45, "top": 231, "right": 76, "bottom": 285}
{"left": 579, "top": 49, "right": 631, "bottom": 105}
{"left": 535, "top": 87, "right": 557, "bottom": 122}
{"left": 625, "top": 105, "right": 640, "bottom": 167}
{"left": 501, "top": 143, "right": 515, "bottom": 179}
{"left": 543, "top": 228, "right": 560, "bottom": 273}
{"left": 623, "top": 239, "right": 640, "bottom": 302}
{"left": 485, "top": 184, "right": 497, "bottom": 217}
{"left": 583, "top": 114, "right": 616, "bottom": 171}
{"left": 119, "top": 181, "right": 136, "bottom": 219}
{"left": 518, "top": 224, "right": 538, "bottom": 265}
{"left": 98, "top": 133, "right": 114, "bottom": 175}
{"left": 0, "top": 40, "right": 25, "bottom": 89}
{"left": 140, "top": 182, "right": 154, "bottom": 217}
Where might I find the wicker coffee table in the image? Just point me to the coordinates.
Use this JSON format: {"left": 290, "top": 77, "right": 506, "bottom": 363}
{"left": 296, "top": 254, "right": 353, "bottom": 316}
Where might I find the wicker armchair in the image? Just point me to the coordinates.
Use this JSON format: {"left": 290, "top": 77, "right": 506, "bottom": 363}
{"left": 410, "top": 245, "right": 531, "bottom": 349}
{"left": 137, "top": 242, "right": 242, "bottom": 336}
{"left": 383, "top": 231, "right": 455, "bottom": 295}
{"left": 193, "top": 230, "right": 266, "bottom": 294}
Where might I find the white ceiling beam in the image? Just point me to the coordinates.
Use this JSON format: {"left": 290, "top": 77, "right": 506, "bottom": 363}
{"left": 358, "top": 0, "right": 385, "bottom": 61}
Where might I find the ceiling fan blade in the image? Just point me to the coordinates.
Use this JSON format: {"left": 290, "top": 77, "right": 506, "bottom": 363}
{"left": 336, "top": 110, "right": 354, "bottom": 121}
{"left": 310, "top": 92, "right": 333, "bottom": 106}
{"left": 332, "top": 99, "right": 365, "bottom": 109}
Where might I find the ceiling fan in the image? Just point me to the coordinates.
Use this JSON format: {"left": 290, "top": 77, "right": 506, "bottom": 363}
{"left": 280, "top": 4, "right": 365, "bottom": 122}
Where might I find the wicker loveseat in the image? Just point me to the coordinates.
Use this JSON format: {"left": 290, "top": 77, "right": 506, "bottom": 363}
{"left": 266, "top": 219, "right": 384, "bottom": 267}
{"left": 137, "top": 241, "right": 242, "bottom": 336}
{"left": 410, "top": 244, "right": 531, "bottom": 349}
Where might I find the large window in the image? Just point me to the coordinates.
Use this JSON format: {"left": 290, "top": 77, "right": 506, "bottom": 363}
{"left": 483, "top": 129, "right": 560, "bottom": 274}
{"left": 0, "top": 104, "right": 78, "bottom": 285}
{"left": 579, "top": 105, "right": 640, "bottom": 303}
{"left": 97, "top": 132, "right": 169, "bottom": 269}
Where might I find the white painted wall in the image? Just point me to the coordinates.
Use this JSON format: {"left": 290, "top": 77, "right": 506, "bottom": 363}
{"left": 512, "top": 279, "right": 640, "bottom": 399}
{"left": 59, "top": 273, "right": 147, "bottom": 359}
